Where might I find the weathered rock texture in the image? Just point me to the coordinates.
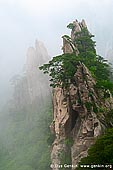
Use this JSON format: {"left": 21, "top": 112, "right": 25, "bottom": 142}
{"left": 26, "top": 40, "right": 50, "bottom": 104}
{"left": 51, "top": 20, "right": 113, "bottom": 169}
{"left": 11, "top": 40, "right": 50, "bottom": 110}
{"left": 62, "top": 19, "right": 87, "bottom": 55}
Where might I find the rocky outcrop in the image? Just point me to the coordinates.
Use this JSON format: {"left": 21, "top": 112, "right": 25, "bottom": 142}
{"left": 50, "top": 20, "right": 113, "bottom": 169}
{"left": 26, "top": 40, "right": 50, "bottom": 104}
{"left": 11, "top": 40, "right": 50, "bottom": 110}
{"left": 62, "top": 19, "right": 88, "bottom": 56}
{"left": 71, "top": 19, "right": 87, "bottom": 41}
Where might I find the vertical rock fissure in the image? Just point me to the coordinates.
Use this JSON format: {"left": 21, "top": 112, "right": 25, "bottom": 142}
{"left": 50, "top": 19, "right": 113, "bottom": 169}
{"left": 71, "top": 110, "right": 79, "bottom": 131}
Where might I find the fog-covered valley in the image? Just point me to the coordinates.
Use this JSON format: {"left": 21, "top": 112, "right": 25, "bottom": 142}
{"left": 0, "top": 40, "right": 52, "bottom": 169}
{"left": 1, "top": 0, "right": 113, "bottom": 107}
{"left": 0, "top": 0, "right": 113, "bottom": 169}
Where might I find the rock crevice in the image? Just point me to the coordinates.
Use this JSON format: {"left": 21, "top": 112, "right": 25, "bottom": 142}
{"left": 50, "top": 20, "right": 113, "bottom": 169}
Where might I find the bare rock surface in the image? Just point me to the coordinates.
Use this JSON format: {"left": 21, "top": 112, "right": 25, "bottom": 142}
{"left": 50, "top": 20, "right": 113, "bottom": 169}
{"left": 26, "top": 40, "right": 50, "bottom": 104}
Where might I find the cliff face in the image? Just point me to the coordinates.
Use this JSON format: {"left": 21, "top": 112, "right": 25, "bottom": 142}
{"left": 26, "top": 40, "right": 50, "bottom": 104}
{"left": 50, "top": 20, "right": 113, "bottom": 169}
{"left": 11, "top": 40, "right": 50, "bottom": 110}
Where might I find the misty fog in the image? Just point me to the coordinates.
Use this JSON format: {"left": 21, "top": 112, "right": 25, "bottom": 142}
{"left": 0, "top": 0, "right": 113, "bottom": 107}
{"left": 0, "top": 0, "right": 113, "bottom": 169}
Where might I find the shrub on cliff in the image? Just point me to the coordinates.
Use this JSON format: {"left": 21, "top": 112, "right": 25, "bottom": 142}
{"left": 39, "top": 25, "right": 113, "bottom": 93}
{"left": 77, "top": 128, "right": 113, "bottom": 170}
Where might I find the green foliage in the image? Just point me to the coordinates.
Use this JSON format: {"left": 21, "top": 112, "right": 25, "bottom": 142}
{"left": 39, "top": 53, "right": 79, "bottom": 88}
{"left": 99, "top": 107, "right": 105, "bottom": 113}
{"left": 67, "top": 23, "right": 74, "bottom": 30}
{"left": 47, "top": 133, "right": 55, "bottom": 145}
{"left": 74, "top": 28, "right": 96, "bottom": 56}
{"left": 95, "top": 80, "right": 113, "bottom": 91}
{"left": 39, "top": 25, "right": 113, "bottom": 93}
{"left": 59, "top": 150, "right": 72, "bottom": 170}
{"left": 64, "top": 137, "right": 74, "bottom": 147}
{"left": 77, "top": 128, "right": 113, "bottom": 170}
{"left": 92, "top": 103, "right": 98, "bottom": 113}
{"left": 0, "top": 101, "right": 52, "bottom": 170}
{"left": 85, "top": 102, "right": 92, "bottom": 112}
{"left": 62, "top": 35, "right": 71, "bottom": 40}
{"left": 105, "top": 109, "right": 113, "bottom": 126}
{"left": 39, "top": 27, "right": 97, "bottom": 89}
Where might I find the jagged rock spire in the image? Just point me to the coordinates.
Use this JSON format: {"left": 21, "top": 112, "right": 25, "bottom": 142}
{"left": 62, "top": 19, "right": 87, "bottom": 55}
{"left": 26, "top": 40, "right": 50, "bottom": 104}
{"left": 51, "top": 20, "right": 113, "bottom": 169}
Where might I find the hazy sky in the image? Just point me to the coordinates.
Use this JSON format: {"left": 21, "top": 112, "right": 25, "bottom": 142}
{"left": 0, "top": 0, "right": 113, "bottom": 106}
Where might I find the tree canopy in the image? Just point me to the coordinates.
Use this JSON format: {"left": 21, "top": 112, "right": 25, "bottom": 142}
{"left": 39, "top": 25, "right": 113, "bottom": 92}
{"left": 77, "top": 128, "right": 113, "bottom": 170}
